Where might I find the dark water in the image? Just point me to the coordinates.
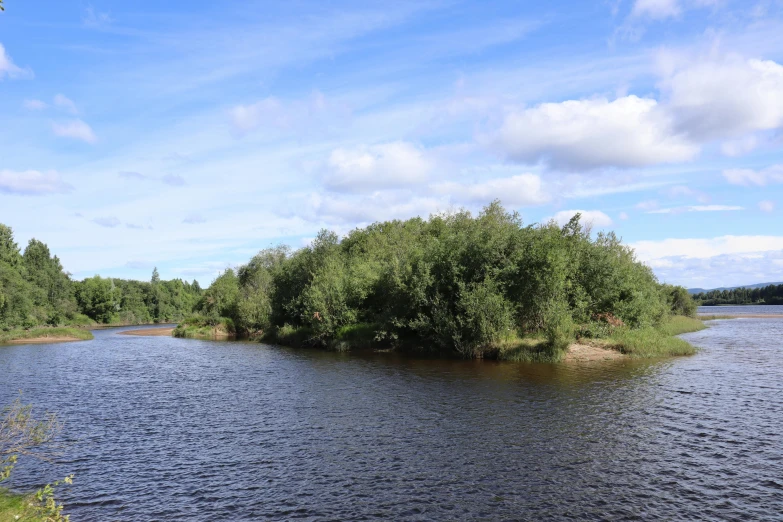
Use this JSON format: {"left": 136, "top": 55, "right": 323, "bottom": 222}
{"left": 1, "top": 321, "right": 782, "bottom": 521}
{"left": 698, "top": 304, "right": 783, "bottom": 315}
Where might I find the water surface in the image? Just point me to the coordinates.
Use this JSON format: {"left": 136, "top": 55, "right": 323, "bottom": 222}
{"left": 698, "top": 304, "right": 783, "bottom": 315}
{"left": 2, "top": 321, "right": 782, "bottom": 520}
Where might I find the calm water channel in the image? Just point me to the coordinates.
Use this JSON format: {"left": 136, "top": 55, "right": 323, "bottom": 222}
{"left": 1, "top": 320, "right": 782, "bottom": 521}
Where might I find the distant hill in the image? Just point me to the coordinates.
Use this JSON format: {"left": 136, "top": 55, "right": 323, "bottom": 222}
{"left": 688, "top": 282, "right": 783, "bottom": 294}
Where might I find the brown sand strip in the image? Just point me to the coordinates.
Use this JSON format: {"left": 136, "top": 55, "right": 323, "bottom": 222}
{"left": 7, "top": 336, "right": 84, "bottom": 345}
{"left": 120, "top": 328, "right": 175, "bottom": 337}
{"left": 563, "top": 343, "right": 624, "bottom": 362}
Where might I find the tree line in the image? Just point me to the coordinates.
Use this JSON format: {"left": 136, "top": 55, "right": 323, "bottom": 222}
{"left": 692, "top": 284, "right": 783, "bottom": 306}
{"left": 0, "top": 224, "right": 201, "bottom": 330}
{"left": 184, "top": 202, "right": 695, "bottom": 357}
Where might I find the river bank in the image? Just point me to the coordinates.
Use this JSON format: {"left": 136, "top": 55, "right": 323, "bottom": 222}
{"left": 0, "top": 327, "right": 94, "bottom": 345}
{"left": 0, "top": 489, "right": 36, "bottom": 521}
{"left": 119, "top": 327, "right": 175, "bottom": 337}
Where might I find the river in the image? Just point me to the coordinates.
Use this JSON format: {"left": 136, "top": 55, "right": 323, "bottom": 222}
{"left": 1, "top": 320, "right": 782, "bottom": 520}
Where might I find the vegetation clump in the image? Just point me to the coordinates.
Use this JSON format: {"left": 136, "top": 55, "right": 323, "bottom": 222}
{"left": 181, "top": 202, "right": 700, "bottom": 359}
{"left": 692, "top": 283, "right": 783, "bottom": 306}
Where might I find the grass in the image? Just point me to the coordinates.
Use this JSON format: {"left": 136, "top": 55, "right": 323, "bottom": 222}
{"left": 0, "top": 489, "right": 38, "bottom": 521}
{"left": 596, "top": 315, "right": 705, "bottom": 358}
{"left": 495, "top": 335, "right": 566, "bottom": 363}
{"left": 0, "top": 327, "right": 94, "bottom": 344}
{"left": 698, "top": 314, "right": 737, "bottom": 321}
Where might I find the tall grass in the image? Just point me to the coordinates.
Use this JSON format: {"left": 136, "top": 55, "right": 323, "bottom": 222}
{"left": 601, "top": 315, "right": 704, "bottom": 358}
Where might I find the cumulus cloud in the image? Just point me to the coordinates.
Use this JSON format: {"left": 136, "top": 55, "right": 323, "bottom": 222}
{"left": 723, "top": 165, "right": 783, "bottom": 186}
{"left": 633, "top": 235, "right": 783, "bottom": 287}
{"left": 0, "top": 43, "right": 31, "bottom": 80}
{"left": 229, "top": 91, "right": 343, "bottom": 136}
{"left": 663, "top": 57, "right": 783, "bottom": 141}
{"left": 549, "top": 210, "right": 613, "bottom": 228}
{"left": 53, "top": 94, "right": 78, "bottom": 114}
{"left": 51, "top": 120, "right": 97, "bottom": 144}
{"left": 759, "top": 200, "right": 775, "bottom": 213}
{"left": 647, "top": 205, "right": 743, "bottom": 214}
{"left": 324, "top": 142, "right": 432, "bottom": 193}
{"left": 0, "top": 169, "right": 73, "bottom": 195}
{"left": 433, "top": 174, "right": 549, "bottom": 206}
{"left": 632, "top": 235, "right": 783, "bottom": 261}
{"left": 23, "top": 99, "right": 48, "bottom": 110}
{"left": 92, "top": 217, "right": 122, "bottom": 228}
{"left": 492, "top": 96, "right": 697, "bottom": 170}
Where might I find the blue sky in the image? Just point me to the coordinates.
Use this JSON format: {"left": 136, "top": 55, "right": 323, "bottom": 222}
{"left": 1, "top": 0, "right": 783, "bottom": 289}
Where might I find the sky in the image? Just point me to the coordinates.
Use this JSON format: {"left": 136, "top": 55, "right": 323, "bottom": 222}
{"left": 1, "top": 0, "right": 783, "bottom": 289}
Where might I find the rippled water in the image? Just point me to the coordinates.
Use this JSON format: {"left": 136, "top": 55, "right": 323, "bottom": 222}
{"left": 2, "top": 321, "right": 782, "bottom": 521}
{"left": 698, "top": 304, "right": 783, "bottom": 315}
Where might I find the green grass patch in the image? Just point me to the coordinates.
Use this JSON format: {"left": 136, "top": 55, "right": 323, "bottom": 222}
{"left": 599, "top": 315, "right": 704, "bottom": 358}
{"left": 494, "top": 334, "right": 566, "bottom": 363}
{"left": 0, "top": 489, "right": 38, "bottom": 521}
{"left": 0, "top": 327, "right": 94, "bottom": 344}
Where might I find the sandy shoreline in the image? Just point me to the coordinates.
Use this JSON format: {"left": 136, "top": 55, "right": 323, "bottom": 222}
{"left": 7, "top": 336, "right": 84, "bottom": 345}
{"left": 120, "top": 328, "right": 175, "bottom": 337}
{"left": 563, "top": 343, "right": 625, "bottom": 362}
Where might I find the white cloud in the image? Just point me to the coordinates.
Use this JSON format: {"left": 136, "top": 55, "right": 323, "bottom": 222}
{"left": 647, "top": 205, "right": 743, "bottom": 214}
{"left": 635, "top": 199, "right": 659, "bottom": 211}
{"left": 631, "top": 0, "right": 681, "bottom": 19}
{"left": 91, "top": 217, "right": 122, "bottom": 228}
{"left": 83, "top": 6, "right": 113, "bottom": 28}
{"left": 0, "top": 43, "right": 30, "bottom": 80}
{"left": 230, "top": 97, "right": 285, "bottom": 134}
{"left": 759, "top": 200, "right": 775, "bottom": 213}
{"left": 324, "top": 142, "right": 432, "bottom": 193}
{"left": 308, "top": 192, "right": 446, "bottom": 225}
{"left": 0, "top": 170, "right": 73, "bottom": 195}
{"left": 631, "top": 235, "right": 783, "bottom": 260}
{"left": 53, "top": 94, "right": 78, "bottom": 114}
{"left": 229, "top": 91, "right": 343, "bottom": 136}
{"left": 51, "top": 120, "right": 97, "bottom": 144}
{"left": 549, "top": 209, "right": 613, "bottom": 228}
{"left": 118, "top": 171, "right": 148, "bottom": 180}
{"left": 664, "top": 57, "right": 783, "bottom": 141}
{"left": 723, "top": 165, "right": 783, "bottom": 186}
{"left": 492, "top": 96, "right": 697, "bottom": 170}
{"left": 162, "top": 174, "right": 186, "bottom": 186}
{"left": 183, "top": 214, "right": 206, "bottom": 224}
{"left": 619, "top": 212, "right": 629, "bottom": 220}
{"left": 721, "top": 135, "right": 758, "bottom": 157}
{"left": 23, "top": 99, "right": 48, "bottom": 110}
{"left": 433, "top": 173, "right": 549, "bottom": 206}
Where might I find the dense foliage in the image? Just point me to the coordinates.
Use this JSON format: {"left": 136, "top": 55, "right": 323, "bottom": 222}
{"left": 189, "top": 202, "right": 694, "bottom": 358}
{"left": 692, "top": 284, "right": 783, "bottom": 306}
{"left": 0, "top": 224, "right": 201, "bottom": 330}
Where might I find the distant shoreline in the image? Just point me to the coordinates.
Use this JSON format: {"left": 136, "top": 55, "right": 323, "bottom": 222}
{"left": 119, "top": 327, "right": 175, "bottom": 337}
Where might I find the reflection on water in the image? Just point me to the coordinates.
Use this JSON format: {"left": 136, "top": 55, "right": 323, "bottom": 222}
{"left": 1, "top": 321, "right": 782, "bottom": 520}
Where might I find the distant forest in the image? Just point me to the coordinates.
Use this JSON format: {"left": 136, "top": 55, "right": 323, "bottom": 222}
{"left": 692, "top": 284, "right": 783, "bottom": 306}
{"left": 0, "top": 224, "right": 201, "bottom": 329}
